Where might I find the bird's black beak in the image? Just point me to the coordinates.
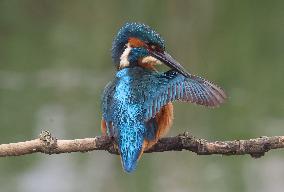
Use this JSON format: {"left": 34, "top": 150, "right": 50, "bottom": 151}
{"left": 150, "top": 51, "right": 191, "bottom": 78}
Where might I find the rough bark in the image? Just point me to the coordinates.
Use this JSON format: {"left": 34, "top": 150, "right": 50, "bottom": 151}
{"left": 0, "top": 131, "right": 283, "bottom": 158}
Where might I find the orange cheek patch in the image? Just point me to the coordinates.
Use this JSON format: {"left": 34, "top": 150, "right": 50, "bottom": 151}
{"left": 138, "top": 61, "right": 157, "bottom": 71}
{"left": 128, "top": 37, "right": 146, "bottom": 47}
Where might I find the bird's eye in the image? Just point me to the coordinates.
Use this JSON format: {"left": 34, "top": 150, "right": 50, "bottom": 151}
{"left": 147, "top": 43, "right": 163, "bottom": 52}
{"left": 149, "top": 44, "right": 163, "bottom": 52}
{"left": 150, "top": 45, "right": 156, "bottom": 50}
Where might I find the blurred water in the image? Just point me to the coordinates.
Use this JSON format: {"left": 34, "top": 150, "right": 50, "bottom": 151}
{"left": 0, "top": 1, "right": 284, "bottom": 192}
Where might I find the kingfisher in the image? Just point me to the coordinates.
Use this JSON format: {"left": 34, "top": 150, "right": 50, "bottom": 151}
{"left": 101, "top": 22, "right": 227, "bottom": 173}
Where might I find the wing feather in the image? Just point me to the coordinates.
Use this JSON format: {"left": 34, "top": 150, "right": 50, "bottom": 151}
{"left": 144, "top": 70, "right": 227, "bottom": 121}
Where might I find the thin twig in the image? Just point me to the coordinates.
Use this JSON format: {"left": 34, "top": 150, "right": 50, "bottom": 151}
{"left": 0, "top": 131, "right": 283, "bottom": 158}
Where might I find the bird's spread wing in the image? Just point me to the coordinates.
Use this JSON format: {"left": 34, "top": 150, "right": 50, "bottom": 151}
{"left": 144, "top": 70, "right": 227, "bottom": 121}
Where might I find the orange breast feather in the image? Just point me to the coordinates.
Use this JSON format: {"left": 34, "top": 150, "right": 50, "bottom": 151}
{"left": 143, "top": 102, "right": 174, "bottom": 151}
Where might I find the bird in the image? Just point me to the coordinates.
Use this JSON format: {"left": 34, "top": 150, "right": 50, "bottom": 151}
{"left": 101, "top": 22, "right": 227, "bottom": 173}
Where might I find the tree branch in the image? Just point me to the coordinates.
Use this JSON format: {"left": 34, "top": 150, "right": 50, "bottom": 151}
{"left": 0, "top": 131, "right": 283, "bottom": 158}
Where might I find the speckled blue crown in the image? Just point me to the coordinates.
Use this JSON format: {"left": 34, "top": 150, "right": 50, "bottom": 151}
{"left": 111, "top": 22, "right": 165, "bottom": 68}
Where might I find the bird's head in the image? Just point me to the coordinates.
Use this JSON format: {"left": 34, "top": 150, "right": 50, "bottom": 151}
{"left": 112, "top": 22, "right": 191, "bottom": 78}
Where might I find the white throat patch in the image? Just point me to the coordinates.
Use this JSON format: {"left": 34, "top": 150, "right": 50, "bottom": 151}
{"left": 119, "top": 43, "right": 131, "bottom": 68}
{"left": 119, "top": 43, "right": 162, "bottom": 68}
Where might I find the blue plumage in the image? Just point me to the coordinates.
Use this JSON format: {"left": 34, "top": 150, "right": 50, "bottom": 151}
{"left": 102, "top": 67, "right": 226, "bottom": 172}
{"left": 102, "top": 22, "right": 227, "bottom": 173}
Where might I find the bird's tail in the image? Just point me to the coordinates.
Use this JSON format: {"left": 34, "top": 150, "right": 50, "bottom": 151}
{"left": 118, "top": 124, "right": 145, "bottom": 173}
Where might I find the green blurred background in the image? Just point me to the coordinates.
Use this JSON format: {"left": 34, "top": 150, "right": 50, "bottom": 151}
{"left": 0, "top": 1, "right": 284, "bottom": 192}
